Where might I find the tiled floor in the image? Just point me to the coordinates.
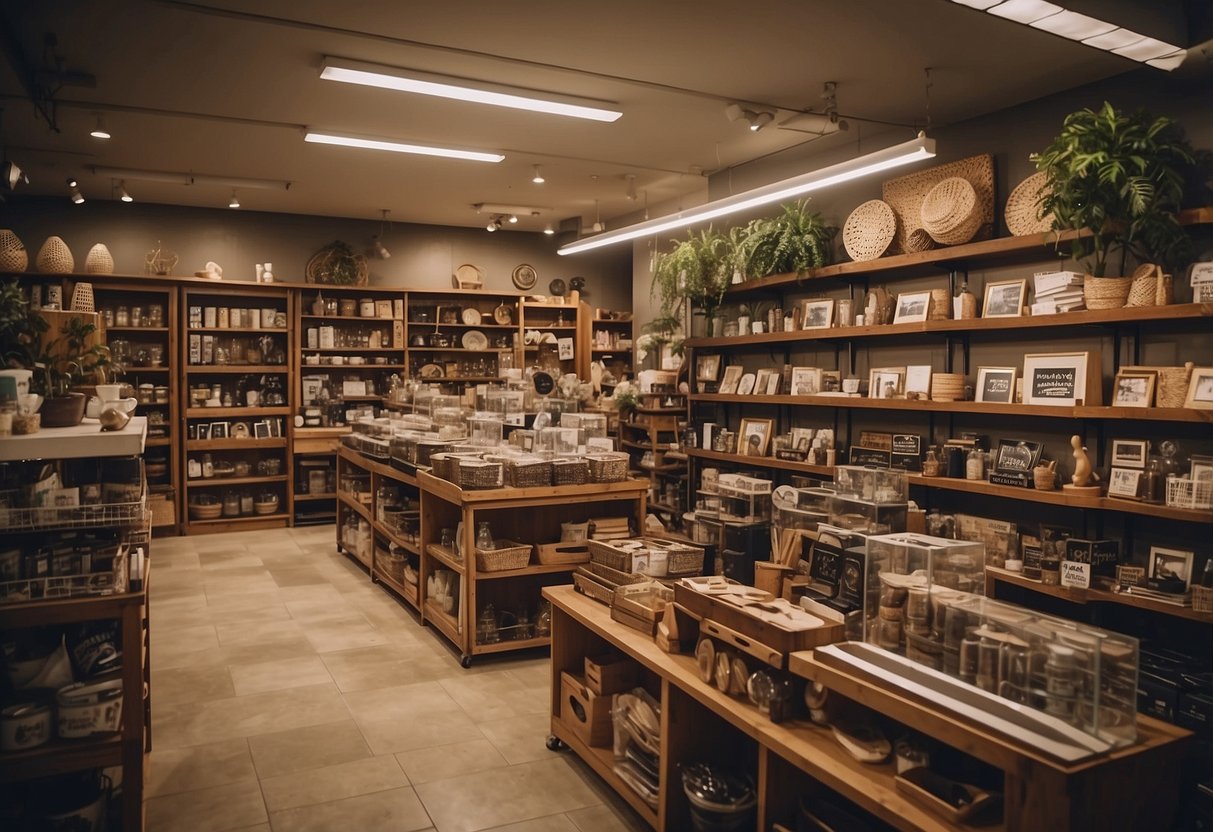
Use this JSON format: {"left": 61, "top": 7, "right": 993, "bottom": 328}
{"left": 147, "top": 526, "right": 648, "bottom": 832}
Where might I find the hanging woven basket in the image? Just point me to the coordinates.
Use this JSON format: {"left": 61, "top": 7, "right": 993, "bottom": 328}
{"left": 0, "top": 229, "right": 28, "bottom": 271}
{"left": 305, "top": 241, "right": 368, "bottom": 285}
{"left": 70, "top": 282, "right": 96, "bottom": 313}
{"left": 921, "top": 177, "right": 982, "bottom": 246}
{"left": 84, "top": 243, "right": 115, "bottom": 274}
{"left": 36, "top": 236, "right": 75, "bottom": 274}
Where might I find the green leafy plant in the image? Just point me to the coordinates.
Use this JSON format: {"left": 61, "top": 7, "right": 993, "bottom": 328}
{"left": 743, "top": 200, "right": 837, "bottom": 279}
{"left": 36, "top": 316, "right": 115, "bottom": 397}
{"left": 1032, "top": 102, "right": 1199, "bottom": 276}
{"left": 0, "top": 279, "right": 47, "bottom": 371}
{"left": 650, "top": 228, "right": 732, "bottom": 332}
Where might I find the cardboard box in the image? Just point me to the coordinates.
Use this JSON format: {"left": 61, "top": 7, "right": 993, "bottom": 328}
{"left": 585, "top": 654, "right": 639, "bottom": 696}
{"left": 560, "top": 671, "right": 613, "bottom": 747}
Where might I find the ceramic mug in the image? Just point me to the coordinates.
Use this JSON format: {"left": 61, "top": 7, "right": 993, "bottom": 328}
{"left": 0, "top": 368, "right": 33, "bottom": 397}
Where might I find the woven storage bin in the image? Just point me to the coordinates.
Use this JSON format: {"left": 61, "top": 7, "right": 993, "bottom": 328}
{"left": 657, "top": 540, "right": 706, "bottom": 577}
{"left": 587, "top": 561, "right": 648, "bottom": 586}
{"left": 458, "top": 459, "right": 503, "bottom": 490}
{"left": 1157, "top": 364, "right": 1194, "bottom": 408}
{"left": 189, "top": 499, "right": 222, "bottom": 520}
{"left": 551, "top": 458, "right": 589, "bottom": 485}
{"left": 504, "top": 457, "right": 552, "bottom": 488}
{"left": 1084, "top": 275, "right": 1133, "bottom": 310}
{"left": 1004, "top": 171, "right": 1053, "bottom": 236}
{"left": 475, "top": 540, "right": 531, "bottom": 572}
{"left": 930, "top": 372, "right": 965, "bottom": 402}
{"left": 904, "top": 228, "right": 936, "bottom": 253}
{"left": 84, "top": 243, "right": 115, "bottom": 274}
{"left": 587, "top": 539, "right": 634, "bottom": 572}
{"left": 842, "top": 199, "right": 897, "bottom": 262}
{"left": 1125, "top": 263, "right": 1173, "bottom": 307}
{"left": 70, "top": 282, "right": 95, "bottom": 313}
{"left": 429, "top": 453, "right": 458, "bottom": 482}
{"left": 36, "top": 236, "right": 74, "bottom": 274}
{"left": 921, "top": 177, "right": 982, "bottom": 246}
{"left": 586, "top": 452, "right": 630, "bottom": 483}
{"left": 573, "top": 569, "right": 616, "bottom": 606}
{"left": 0, "top": 229, "right": 28, "bottom": 271}
{"left": 1193, "top": 585, "right": 1213, "bottom": 615}
{"left": 149, "top": 490, "right": 176, "bottom": 527}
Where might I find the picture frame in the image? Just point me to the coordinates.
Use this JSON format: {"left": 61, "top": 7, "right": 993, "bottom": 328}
{"left": 754, "top": 368, "right": 773, "bottom": 395}
{"left": 1107, "top": 467, "right": 1143, "bottom": 499}
{"left": 790, "top": 367, "right": 823, "bottom": 396}
{"left": 268, "top": 418, "right": 283, "bottom": 438}
{"left": 1184, "top": 366, "right": 1213, "bottom": 410}
{"left": 739, "top": 418, "right": 773, "bottom": 457}
{"left": 868, "top": 367, "right": 905, "bottom": 399}
{"left": 993, "top": 438, "right": 1043, "bottom": 474}
{"left": 1149, "top": 546, "right": 1194, "bottom": 588}
{"left": 696, "top": 353, "right": 721, "bottom": 382}
{"left": 764, "top": 372, "right": 781, "bottom": 396}
{"left": 1022, "top": 351, "right": 1102, "bottom": 406}
{"left": 801, "top": 299, "right": 835, "bottom": 330}
{"left": 821, "top": 370, "right": 841, "bottom": 393}
{"left": 976, "top": 367, "right": 1018, "bottom": 404}
{"left": 982, "top": 279, "right": 1027, "bottom": 318}
{"left": 858, "top": 431, "right": 893, "bottom": 451}
{"left": 718, "top": 365, "right": 742, "bottom": 395}
{"left": 1191, "top": 454, "right": 1213, "bottom": 482}
{"left": 790, "top": 427, "right": 815, "bottom": 450}
{"left": 253, "top": 421, "right": 272, "bottom": 440}
{"left": 1109, "top": 439, "right": 1148, "bottom": 469}
{"left": 904, "top": 365, "right": 932, "bottom": 397}
{"left": 208, "top": 423, "right": 228, "bottom": 440}
{"left": 1112, "top": 369, "right": 1156, "bottom": 407}
{"left": 196, "top": 423, "right": 211, "bottom": 441}
{"left": 892, "top": 291, "right": 931, "bottom": 324}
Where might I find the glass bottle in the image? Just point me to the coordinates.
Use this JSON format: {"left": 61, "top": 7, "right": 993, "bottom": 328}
{"left": 475, "top": 521, "right": 494, "bottom": 551}
{"left": 966, "top": 447, "right": 985, "bottom": 480}
{"left": 312, "top": 292, "right": 325, "bottom": 316}
{"left": 478, "top": 604, "right": 499, "bottom": 644}
{"left": 957, "top": 281, "right": 977, "bottom": 319}
{"left": 535, "top": 599, "right": 552, "bottom": 637}
{"left": 922, "top": 446, "right": 941, "bottom": 477}
{"left": 202, "top": 453, "right": 214, "bottom": 478}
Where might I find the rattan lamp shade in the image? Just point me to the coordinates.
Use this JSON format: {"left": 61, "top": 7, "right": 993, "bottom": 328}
{"left": 0, "top": 229, "right": 28, "bottom": 271}
{"left": 921, "top": 178, "right": 981, "bottom": 246}
{"left": 36, "top": 235, "right": 75, "bottom": 274}
{"left": 842, "top": 200, "right": 897, "bottom": 262}
{"left": 84, "top": 243, "right": 115, "bottom": 274}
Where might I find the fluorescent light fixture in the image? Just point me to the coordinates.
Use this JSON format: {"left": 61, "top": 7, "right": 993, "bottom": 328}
{"left": 89, "top": 113, "right": 110, "bottom": 140}
{"left": 320, "top": 57, "right": 622, "bottom": 123}
{"left": 952, "top": 0, "right": 1001, "bottom": 8}
{"left": 559, "top": 134, "right": 935, "bottom": 255}
{"left": 118, "top": 181, "right": 133, "bottom": 202}
{"left": 1082, "top": 28, "right": 1145, "bottom": 50}
{"left": 1030, "top": 10, "right": 1115, "bottom": 40}
{"left": 1147, "top": 50, "right": 1187, "bottom": 71}
{"left": 473, "top": 202, "right": 550, "bottom": 215}
{"left": 531, "top": 165, "right": 545, "bottom": 184}
{"left": 987, "top": 0, "right": 1062, "bottom": 24}
{"left": 1112, "top": 36, "right": 1181, "bottom": 61}
{"left": 304, "top": 131, "right": 504, "bottom": 163}
{"left": 89, "top": 166, "right": 290, "bottom": 190}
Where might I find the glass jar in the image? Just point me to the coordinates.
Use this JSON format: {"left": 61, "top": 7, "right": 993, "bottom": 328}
{"left": 115, "top": 306, "right": 130, "bottom": 327}
{"left": 148, "top": 305, "right": 164, "bottom": 327}
{"left": 478, "top": 604, "right": 500, "bottom": 644}
{"left": 240, "top": 492, "right": 254, "bottom": 514}
{"left": 475, "top": 521, "right": 494, "bottom": 551}
{"left": 222, "top": 490, "right": 240, "bottom": 517}
{"left": 966, "top": 448, "right": 985, "bottom": 480}
{"left": 922, "top": 446, "right": 941, "bottom": 477}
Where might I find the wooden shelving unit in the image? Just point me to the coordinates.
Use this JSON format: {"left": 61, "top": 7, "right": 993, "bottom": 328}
{"left": 591, "top": 311, "right": 635, "bottom": 384}
{"left": 521, "top": 300, "right": 591, "bottom": 379}
{"left": 405, "top": 289, "right": 525, "bottom": 391}
{"left": 620, "top": 401, "right": 689, "bottom": 533}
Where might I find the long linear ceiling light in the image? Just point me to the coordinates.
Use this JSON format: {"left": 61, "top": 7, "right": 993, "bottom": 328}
{"left": 559, "top": 134, "right": 936, "bottom": 256}
{"left": 320, "top": 57, "right": 623, "bottom": 123}
{"left": 950, "top": 1, "right": 1187, "bottom": 70}
{"left": 304, "top": 131, "right": 504, "bottom": 163}
{"left": 88, "top": 166, "right": 290, "bottom": 190}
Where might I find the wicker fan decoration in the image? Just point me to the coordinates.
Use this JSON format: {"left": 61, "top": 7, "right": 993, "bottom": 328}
{"left": 842, "top": 200, "right": 897, "bottom": 262}
{"left": 1004, "top": 171, "right": 1054, "bottom": 236}
{"left": 306, "top": 240, "right": 368, "bottom": 285}
{"left": 921, "top": 177, "right": 982, "bottom": 246}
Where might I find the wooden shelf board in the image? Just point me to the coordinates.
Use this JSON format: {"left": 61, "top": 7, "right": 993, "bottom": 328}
{"left": 305, "top": 347, "right": 401, "bottom": 353}
{"left": 186, "top": 513, "right": 288, "bottom": 526}
{"left": 373, "top": 522, "right": 422, "bottom": 556}
{"left": 337, "top": 492, "right": 373, "bottom": 522}
{"left": 0, "top": 734, "right": 123, "bottom": 781}
{"left": 472, "top": 635, "right": 552, "bottom": 654}
{"left": 301, "top": 314, "right": 401, "bottom": 321}
{"left": 686, "top": 448, "right": 834, "bottom": 477}
{"left": 185, "top": 406, "right": 291, "bottom": 418}
{"left": 418, "top": 471, "right": 648, "bottom": 507}
{"left": 986, "top": 567, "right": 1213, "bottom": 623}
{"left": 549, "top": 719, "right": 659, "bottom": 827}
{"left": 185, "top": 364, "right": 288, "bottom": 374}
{"left": 186, "top": 438, "right": 286, "bottom": 451}
{"left": 104, "top": 325, "right": 169, "bottom": 333}
{"left": 406, "top": 347, "right": 511, "bottom": 353}
{"left": 477, "top": 562, "right": 579, "bottom": 581}
{"left": 186, "top": 474, "right": 290, "bottom": 487}
{"left": 372, "top": 564, "right": 420, "bottom": 610}
{"left": 293, "top": 492, "right": 337, "bottom": 502}
{"left": 422, "top": 600, "right": 462, "bottom": 643}
{"left": 406, "top": 322, "right": 518, "bottom": 330}
{"left": 293, "top": 426, "right": 352, "bottom": 439}
{"left": 145, "top": 436, "right": 173, "bottom": 447}
{"left": 0, "top": 417, "right": 147, "bottom": 462}
{"left": 187, "top": 326, "right": 287, "bottom": 334}
{"left": 423, "top": 544, "right": 466, "bottom": 574}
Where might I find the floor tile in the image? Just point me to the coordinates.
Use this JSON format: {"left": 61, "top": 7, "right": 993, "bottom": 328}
{"left": 440, "top": 669, "right": 548, "bottom": 724}
{"left": 476, "top": 713, "right": 555, "bottom": 764}
{"left": 260, "top": 754, "right": 408, "bottom": 811}
{"left": 228, "top": 655, "right": 332, "bottom": 696}
{"left": 321, "top": 645, "right": 452, "bottom": 692}
{"left": 302, "top": 617, "right": 389, "bottom": 652}
{"left": 395, "top": 738, "right": 510, "bottom": 785}
{"left": 268, "top": 566, "right": 330, "bottom": 587}
{"left": 344, "top": 681, "right": 460, "bottom": 724}
{"left": 144, "top": 779, "right": 267, "bottom": 832}
{"left": 268, "top": 786, "right": 431, "bottom": 832}
{"left": 247, "top": 718, "right": 372, "bottom": 778}
{"left": 565, "top": 804, "right": 649, "bottom": 832}
{"left": 146, "top": 737, "right": 256, "bottom": 797}
{"left": 154, "top": 683, "right": 349, "bottom": 749}
{"left": 151, "top": 664, "right": 236, "bottom": 707}
{"left": 358, "top": 709, "right": 485, "bottom": 755}
{"left": 484, "top": 815, "right": 578, "bottom": 832}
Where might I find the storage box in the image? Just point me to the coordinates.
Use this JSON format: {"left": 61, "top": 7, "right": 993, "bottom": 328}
{"left": 585, "top": 654, "right": 640, "bottom": 696}
{"left": 828, "top": 493, "right": 907, "bottom": 535}
{"left": 560, "top": 671, "right": 613, "bottom": 747}
{"left": 834, "top": 465, "right": 908, "bottom": 503}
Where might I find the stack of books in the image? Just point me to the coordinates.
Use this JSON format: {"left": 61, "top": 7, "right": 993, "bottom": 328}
{"left": 1122, "top": 584, "right": 1192, "bottom": 607}
{"left": 1031, "top": 270, "right": 1085, "bottom": 315}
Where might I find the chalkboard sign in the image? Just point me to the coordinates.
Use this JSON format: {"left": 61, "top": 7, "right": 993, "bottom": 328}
{"left": 890, "top": 434, "right": 922, "bottom": 471}
{"left": 848, "top": 446, "right": 891, "bottom": 468}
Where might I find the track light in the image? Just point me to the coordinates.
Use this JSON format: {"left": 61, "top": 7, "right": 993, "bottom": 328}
{"left": 543, "top": 224, "right": 555, "bottom": 236}
{"left": 370, "top": 209, "right": 392, "bottom": 258}
{"left": 228, "top": 190, "right": 240, "bottom": 209}
{"left": 118, "top": 181, "right": 132, "bottom": 202}
{"left": 749, "top": 112, "right": 774, "bottom": 132}
{"left": 486, "top": 215, "right": 504, "bottom": 232}
{"left": 531, "top": 165, "right": 545, "bottom": 184}
{"left": 66, "top": 177, "right": 78, "bottom": 188}
{"left": 726, "top": 103, "right": 775, "bottom": 132}
{"left": 508, "top": 214, "right": 518, "bottom": 224}
{"left": 67, "top": 177, "right": 84, "bottom": 204}
{"left": 89, "top": 113, "right": 110, "bottom": 140}
{"left": 70, "top": 189, "right": 84, "bottom": 205}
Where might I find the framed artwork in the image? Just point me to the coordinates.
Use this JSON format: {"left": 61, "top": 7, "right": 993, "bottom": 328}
{"left": 858, "top": 431, "right": 893, "bottom": 451}
{"left": 1184, "top": 366, "right": 1213, "bottom": 409}
{"left": 868, "top": 367, "right": 905, "bottom": 399}
{"left": 210, "top": 422, "right": 230, "bottom": 439}
{"left": 196, "top": 423, "right": 210, "bottom": 441}
{"left": 976, "top": 367, "right": 1018, "bottom": 403}
{"left": 739, "top": 418, "right": 773, "bottom": 457}
{"left": 696, "top": 354, "right": 721, "bottom": 382}
{"left": 802, "top": 299, "right": 835, "bottom": 329}
{"left": 821, "top": 370, "right": 841, "bottom": 393}
{"left": 1112, "top": 369, "right": 1156, "bottom": 407}
{"left": 892, "top": 291, "right": 931, "bottom": 324}
{"left": 790, "top": 427, "right": 815, "bottom": 451}
{"left": 904, "top": 365, "right": 932, "bottom": 397}
{"left": 790, "top": 367, "right": 823, "bottom": 396}
{"left": 718, "top": 366, "right": 742, "bottom": 395}
{"left": 754, "top": 369, "right": 773, "bottom": 395}
{"left": 1107, "top": 467, "right": 1143, "bottom": 499}
{"left": 764, "top": 372, "right": 781, "bottom": 395}
{"left": 1191, "top": 454, "right": 1213, "bottom": 482}
{"left": 1149, "top": 546, "right": 1194, "bottom": 588}
{"left": 994, "top": 439, "right": 1042, "bottom": 473}
{"left": 1109, "top": 439, "right": 1148, "bottom": 469}
{"left": 1022, "top": 351, "right": 1101, "bottom": 406}
{"left": 982, "top": 279, "right": 1027, "bottom": 318}
{"left": 253, "top": 421, "right": 272, "bottom": 439}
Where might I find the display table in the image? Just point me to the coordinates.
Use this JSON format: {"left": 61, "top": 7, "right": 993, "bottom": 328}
{"left": 543, "top": 585, "right": 1189, "bottom": 832}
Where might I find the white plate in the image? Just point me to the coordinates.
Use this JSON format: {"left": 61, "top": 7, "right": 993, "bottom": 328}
{"left": 419, "top": 363, "right": 444, "bottom": 378}
{"left": 461, "top": 330, "right": 488, "bottom": 351}
{"left": 461, "top": 308, "right": 481, "bottom": 325}
{"left": 737, "top": 373, "right": 756, "bottom": 395}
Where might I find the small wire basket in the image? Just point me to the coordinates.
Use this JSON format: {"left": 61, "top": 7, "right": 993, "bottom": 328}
{"left": 1165, "top": 476, "right": 1213, "bottom": 511}
{"left": 551, "top": 458, "right": 589, "bottom": 486}
{"left": 586, "top": 452, "right": 630, "bottom": 483}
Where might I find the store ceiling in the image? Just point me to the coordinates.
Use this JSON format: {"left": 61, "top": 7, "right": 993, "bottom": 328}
{"left": 0, "top": 0, "right": 1202, "bottom": 234}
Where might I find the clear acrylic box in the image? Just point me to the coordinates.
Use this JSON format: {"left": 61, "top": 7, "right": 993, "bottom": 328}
{"left": 561, "top": 412, "right": 608, "bottom": 438}
{"left": 834, "top": 465, "right": 908, "bottom": 503}
{"left": 827, "top": 494, "right": 907, "bottom": 535}
{"left": 772, "top": 485, "right": 832, "bottom": 533}
{"left": 467, "top": 413, "right": 504, "bottom": 447}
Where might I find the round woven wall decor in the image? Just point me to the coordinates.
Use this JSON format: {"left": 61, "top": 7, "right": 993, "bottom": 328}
{"left": 1005, "top": 171, "right": 1054, "bottom": 236}
{"left": 0, "top": 229, "right": 28, "bottom": 271}
{"left": 84, "top": 243, "right": 115, "bottom": 274}
{"left": 36, "top": 235, "right": 75, "bottom": 274}
{"left": 842, "top": 199, "right": 897, "bottom": 262}
{"left": 921, "top": 177, "right": 981, "bottom": 246}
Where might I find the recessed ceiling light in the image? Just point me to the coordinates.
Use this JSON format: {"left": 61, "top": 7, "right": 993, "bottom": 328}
{"left": 320, "top": 57, "right": 622, "bottom": 122}
{"left": 531, "top": 165, "right": 545, "bottom": 184}
{"left": 304, "top": 131, "right": 505, "bottom": 163}
{"left": 543, "top": 224, "right": 555, "bottom": 236}
{"left": 1112, "top": 36, "right": 1181, "bottom": 61}
{"left": 1030, "top": 9, "right": 1115, "bottom": 40}
{"left": 1080, "top": 27, "right": 1145, "bottom": 50}
{"left": 988, "top": 0, "right": 1063, "bottom": 24}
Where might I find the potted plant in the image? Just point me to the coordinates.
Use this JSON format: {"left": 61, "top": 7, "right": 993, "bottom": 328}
{"left": 743, "top": 200, "right": 837, "bottom": 280}
{"left": 0, "top": 279, "right": 48, "bottom": 388}
{"left": 1032, "top": 102, "right": 1200, "bottom": 283}
{"left": 635, "top": 315, "right": 684, "bottom": 371}
{"left": 36, "top": 316, "right": 116, "bottom": 427}
{"left": 651, "top": 228, "right": 731, "bottom": 336}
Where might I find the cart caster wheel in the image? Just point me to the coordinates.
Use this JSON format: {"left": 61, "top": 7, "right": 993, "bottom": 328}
{"left": 460, "top": 656, "right": 472, "bottom": 669}
{"left": 546, "top": 735, "right": 566, "bottom": 752}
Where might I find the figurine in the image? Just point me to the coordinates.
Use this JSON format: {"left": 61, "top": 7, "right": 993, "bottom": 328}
{"left": 1063, "top": 435, "right": 1101, "bottom": 494}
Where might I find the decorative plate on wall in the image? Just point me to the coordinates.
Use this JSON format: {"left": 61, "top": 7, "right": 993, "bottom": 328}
{"left": 511, "top": 263, "right": 537, "bottom": 290}
{"left": 549, "top": 278, "right": 567, "bottom": 297}
{"left": 461, "top": 307, "right": 482, "bottom": 325}
{"left": 461, "top": 330, "right": 488, "bottom": 351}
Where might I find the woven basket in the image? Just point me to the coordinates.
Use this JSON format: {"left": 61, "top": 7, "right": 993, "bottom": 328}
{"left": 475, "top": 540, "right": 532, "bottom": 572}
{"left": 1157, "top": 363, "right": 1193, "bottom": 408}
{"left": 458, "top": 459, "right": 503, "bottom": 490}
{"left": 884, "top": 154, "right": 995, "bottom": 252}
{"left": 70, "top": 282, "right": 96, "bottom": 313}
{"left": 843, "top": 200, "right": 897, "bottom": 262}
{"left": 930, "top": 372, "right": 965, "bottom": 402}
{"left": 1004, "top": 171, "right": 1053, "bottom": 236}
{"left": 904, "top": 228, "right": 936, "bottom": 253}
{"left": 551, "top": 458, "right": 589, "bottom": 486}
{"left": 305, "top": 243, "right": 368, "bottom": 285}
{"left": 927, "top": 288, "right": 951, "bottom": 321}
{"left": 921, "top": 178, "right": 982, "bottom": 246}
{"left": 84, "top": 243, "right": 115, "bottom": 274}
{"left": 1083, "top": 275, "right": 1133, "bottom": 310}
{"left": 0, "top": 229, "right": 28, "bottom": 271}
{"left": 1125, "top": 263, "right": 1173, "bottom": 307}
{"left": 1193, "top": 585, "right": 1213, "bottom": 614}
{"left": 586, "top": 452, "right": 630, "bottom": 483}
{"left": 504, "top": 457, "right": 552, "bottom": 488}
{"left": 36, "top": 236, "right": 75, "bottom": 274}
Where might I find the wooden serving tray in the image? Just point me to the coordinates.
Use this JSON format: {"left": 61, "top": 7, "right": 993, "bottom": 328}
{"left": 674, "top": 581, "right": 845, "bottom": 660}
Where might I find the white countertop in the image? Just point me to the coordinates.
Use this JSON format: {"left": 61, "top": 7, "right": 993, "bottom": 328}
{"left": 0, "top": 416, "right": 147, "bottom": 461}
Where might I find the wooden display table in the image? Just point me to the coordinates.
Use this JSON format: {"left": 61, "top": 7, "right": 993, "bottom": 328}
{"left": 543, "top": 585, "right": 1189, "bottom": 832}
{"left": 419, "top": 472, "right": 647, "bottom": 666}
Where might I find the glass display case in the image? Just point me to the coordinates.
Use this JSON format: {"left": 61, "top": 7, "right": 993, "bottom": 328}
{"left": 834, "top": 464, "right": 908, "bottom": 504}
{"left": 827, "top": 493, "right": 907, "bottom": 535}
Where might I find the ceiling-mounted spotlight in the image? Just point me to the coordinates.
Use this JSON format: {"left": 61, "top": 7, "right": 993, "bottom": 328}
{"left": 725, "top": 103, "right": 775, "bottom": 132}
{"left": 67, "top": 177, "right": 84, "bottom": 204}
{"left": 625, "top": 175, "right": 637, "bottom": 201}
{"left": 118, "top": 181, "right": 132, "bottom": 202}
{"left": 486, "top": 215, "right": 504, "bottom": 232}
{"left": 370, "top": 209, "right": 392, "bottom": 258}
{"left": 591, "top": 199, "right": 604, "bottom": 233}
{"left": 531, "top": 165, "right": 545, "bottom": 184}
{"left": 508, "top": 214, "right": 518, "bottom": 224}
{"left": 66, "top": 177, "right": 78, "bottom": 188}
{"left": 543, "top": 224, "right": 555, "bottom": 236}
{"left": 228, "top": 189, "right": 240, "bottom": 209}
{"left": 748, "top": 112, "right": 774, "bottom": 132}
{"left": 89, "top": 113, "right": 110, "bottom": 140}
